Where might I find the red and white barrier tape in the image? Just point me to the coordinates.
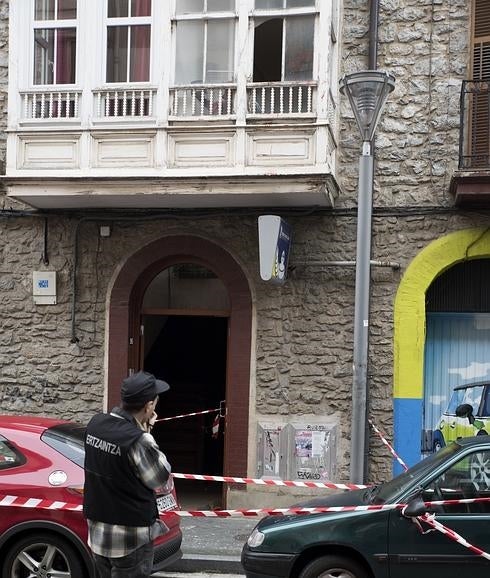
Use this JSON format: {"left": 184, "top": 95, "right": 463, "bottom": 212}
{"left": 155, "top": 407, "right": 221, "bottom": 423}
{"left": 172, "top": 472, "right": 368, "bottom": 491}
{"left": 169, "top": 497, "right": 490, "bottom": 517}
{"left": 165, "top": 504, "right": 400, "bottom": 517}
{"left": 0, "top": 495, "right": 82, "bottom": 511}
{"left": 0, "top": 494, "right": 392, "bottom": 515}
{"left": 3, "top": 492, "right": 490, "bottom": 560}
{"left": 3, "top": 493, "right": 490, "bottom": 517}
{"left": 369, "top": 419, "right": 409, "bottom": 472}
{"left": 416, "top": 513, "right": 490, "bottom": 561}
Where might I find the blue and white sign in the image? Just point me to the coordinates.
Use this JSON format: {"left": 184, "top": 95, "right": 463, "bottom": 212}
{"left": 258, "top": 215, "right": 292, "bottom": 285}
{"left": 32, "top": 271, "right": 57, "bottom": 305}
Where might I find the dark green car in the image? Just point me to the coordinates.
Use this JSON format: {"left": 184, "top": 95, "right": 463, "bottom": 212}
{"left": 241, "top": 436, "right": 490, "bottom": 578}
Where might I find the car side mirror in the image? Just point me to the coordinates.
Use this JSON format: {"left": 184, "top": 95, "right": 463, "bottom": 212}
{"left": 402, "top": 494, "right": 428, "bottom": 518}
{"left": 456, "top": 403, "right": 475, "bottom": 425}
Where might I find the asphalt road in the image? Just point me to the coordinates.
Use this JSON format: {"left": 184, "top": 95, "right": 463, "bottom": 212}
{"left": 156, "top": 517, "right": 254, "bottom": 575}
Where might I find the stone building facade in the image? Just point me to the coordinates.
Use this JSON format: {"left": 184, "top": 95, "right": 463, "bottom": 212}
{"left": 1, "top": 0, "right": 488, "bottom": 507}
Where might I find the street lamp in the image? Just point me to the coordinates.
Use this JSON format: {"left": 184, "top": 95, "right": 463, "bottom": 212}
{"left": 339, "top": 70, "right": 395, "bottom": 484}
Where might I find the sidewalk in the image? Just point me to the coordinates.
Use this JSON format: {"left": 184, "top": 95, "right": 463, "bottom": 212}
{"left": 164, "top": 517, "right": 257, "bottom": 574}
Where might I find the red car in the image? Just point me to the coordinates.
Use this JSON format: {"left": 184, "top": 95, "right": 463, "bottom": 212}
{"left": 0, "top": 415, "right": 182, "bottom": 578}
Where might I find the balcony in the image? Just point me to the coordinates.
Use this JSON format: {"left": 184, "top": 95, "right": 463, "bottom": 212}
{"left": 7, "top": 81, "right": 338, "bottom": 210}
{"left": 451, "top": 80, "right": 490, "bottom": 206}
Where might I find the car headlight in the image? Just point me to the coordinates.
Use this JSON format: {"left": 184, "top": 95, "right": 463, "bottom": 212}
{"left": 247, "top": 528, "right": 265, "bottom": 548}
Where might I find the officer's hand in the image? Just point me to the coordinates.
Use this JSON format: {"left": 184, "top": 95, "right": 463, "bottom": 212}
{"left": 148, "top": 411, "right": 158, "bottom": 429}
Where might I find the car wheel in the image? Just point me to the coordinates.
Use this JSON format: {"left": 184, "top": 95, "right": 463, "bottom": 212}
{"left": 298, "top": 555, "right": 368, "bottom": 578}
{"left": 470, "top": 452, "right": 490, "bottom": 491}
{"left": 3, "top": 533, "right": 85, "bottom": 578}
{"left": 432, "top": 430, "right": 445, "bottom": 453}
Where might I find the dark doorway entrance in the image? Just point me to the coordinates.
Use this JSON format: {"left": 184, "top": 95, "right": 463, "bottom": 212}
{"left": 108, "top": 236, "right": 252, "bottom": 509}
{"left": 139, "top": 262, "right": 230, "bottom": 509}
{"left": 143, "top": 314, "right": 227, "bottom": 508}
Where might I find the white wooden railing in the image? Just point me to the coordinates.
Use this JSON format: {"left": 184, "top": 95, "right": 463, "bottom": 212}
{"left": 20, "top": 90, "right": 81, "bottom": 120}
{"left": 19, "top": 82, "right": 318, "bottom": 122}
{"left": 93, "top": 88, "right": 157, "bottom": 118}
{"left": 170, "top": 84, "right": 236, "bottom": 118}
{"left": 247, "top": 82, "right": 316, "bottom": 115}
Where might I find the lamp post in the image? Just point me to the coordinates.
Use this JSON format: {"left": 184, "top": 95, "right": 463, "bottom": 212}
{"left": 339, "top": 70, "right": 395, "bottom": 484}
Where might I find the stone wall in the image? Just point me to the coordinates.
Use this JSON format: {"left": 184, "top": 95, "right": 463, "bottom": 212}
{"left": 0, "top": 0, "right": 479, "bottom": 492}
{"left": 337, "top": 0, "right": 471, "bottom": 481}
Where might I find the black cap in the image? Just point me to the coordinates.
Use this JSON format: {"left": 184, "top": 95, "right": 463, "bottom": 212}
{"left": 121, "top": 371, "right": 170, "bottom": 404}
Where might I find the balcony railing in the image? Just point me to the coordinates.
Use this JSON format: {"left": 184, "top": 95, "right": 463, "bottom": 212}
{"left": 94, "top": 88, "right": 157, "bottom": 119}
{"left": 20, "top": 90, "right": 81, "bottom": 120}
{"left": 19, "top": 82, "right": 318, "bottom": 123}
{"left": 170, "top": 84, "right": 236, "bottom": 118}
{"left": 247, "top": 82, "right": 316, "bottom": 116}
{"left": 459, "top": 80, "right": 490, "bottom": 169}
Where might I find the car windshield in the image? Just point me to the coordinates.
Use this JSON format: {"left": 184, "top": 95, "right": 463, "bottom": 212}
{"left": 446, "top": 385, "right": 484, "bottom": 416}
{"left": 41, "top": 423, "right": 86, "bottom": 468}
{"left": 373, "top": 441, "right": 462, "bottom": 504}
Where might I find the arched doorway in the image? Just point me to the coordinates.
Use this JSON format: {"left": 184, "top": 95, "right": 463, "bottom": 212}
{"left": 393, "top": 228, "right": 490, "bottom": 474}
{"left": 107, "top": 235, "right": 253, "bottom": 507}
{"left": 424, "top": 259, "right": 490, "bottom": 456}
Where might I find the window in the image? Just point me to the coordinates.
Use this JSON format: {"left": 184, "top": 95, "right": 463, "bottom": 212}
{"left": 33, "top": 0, "right": 77, "bottom": 85}
{"left": 253, "top": 0, "right": 315, "bottom": 82}
{"left": 106, "top": 0, "right": 152, "bottom": 83}
{"left": 422, "top": 449, "right": 490, "bottom": 513}
{"left": 174, "top": 0, "right": 236, "bottom": 85}
{"left": 41, "top": 423, "right": 86, "bottom": 468}
{"left": 143, "top": 264, "right": 230, "bottom": 310}
{"left": 0, "top": 437, "right": 26, "bottom": 470}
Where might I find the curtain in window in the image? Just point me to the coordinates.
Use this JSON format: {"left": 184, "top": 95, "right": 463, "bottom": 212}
{"left": 132, "top": 0, "right": 152, "bottom": 80}
{"left": 58, "top": 0, "right": 77, "bottom": 19}
{"left": 130, "top": 25, "right": 151, "bottom": 82}
{"left": 56, "top": 28, "right": 76, "bottom": 83}
{"left": 132, "top": 0, "right": 151, "bottom": 17}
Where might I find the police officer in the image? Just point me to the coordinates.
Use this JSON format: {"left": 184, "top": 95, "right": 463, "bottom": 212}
{"left": 83, "top": 371, "right": 171, "bottom": 578}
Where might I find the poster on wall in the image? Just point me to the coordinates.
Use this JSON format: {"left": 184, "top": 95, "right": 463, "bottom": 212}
{"left": 256, "top": 423, "right": 283, "bottom": 479}
{"left": 423, "top": 313, "right": 490, "bottom": 457}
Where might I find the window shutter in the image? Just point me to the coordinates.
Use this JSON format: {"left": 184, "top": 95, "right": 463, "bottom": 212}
{"left": 470, "top": 0, "right": 490, "bottom": 166}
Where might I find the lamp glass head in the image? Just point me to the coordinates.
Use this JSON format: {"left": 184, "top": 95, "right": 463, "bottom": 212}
{"left": 339, "top": 71, "right": 395, "bottom": 143}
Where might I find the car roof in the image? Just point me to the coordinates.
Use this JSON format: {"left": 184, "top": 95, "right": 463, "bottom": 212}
{"left": 0, "top": 414, "right": 72, "bottom": 434}
{"left": 454, "top": 381, "right": 490, "bottom": 390}
{"left": 455, "top": 434, "right": 490, "bottom": 446}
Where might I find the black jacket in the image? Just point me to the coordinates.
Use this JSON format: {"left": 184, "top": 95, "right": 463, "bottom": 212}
{"left": 83, "top": 408, "right": 158, "bottom": 526}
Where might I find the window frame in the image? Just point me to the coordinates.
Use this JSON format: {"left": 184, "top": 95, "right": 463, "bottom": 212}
{"left": 103, "top": 0, "right": 154, "bottom": 86}
{"left": 31, "top": 0, "right": 78, "bottom": 87}
{"left": 251, "top": 0, "right": 318, "bottom": 83}
{"left": 171, "top": 0, "right": 238, "bottom": 86}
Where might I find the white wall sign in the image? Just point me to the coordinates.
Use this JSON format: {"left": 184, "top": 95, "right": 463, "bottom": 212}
{"left": 258, "top": 215, "right": 292, "bottom": 285}
{"left": 33, "top": 271, "right": 57, "bottom": 305}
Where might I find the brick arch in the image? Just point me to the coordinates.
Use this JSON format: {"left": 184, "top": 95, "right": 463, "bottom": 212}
{"left": 107, "top": 235, "right": 253, "bottom": 477}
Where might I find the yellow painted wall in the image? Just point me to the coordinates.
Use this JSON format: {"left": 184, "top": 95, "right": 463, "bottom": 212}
{"left": 394, "top": 227, "right": 490, "bottom": 400}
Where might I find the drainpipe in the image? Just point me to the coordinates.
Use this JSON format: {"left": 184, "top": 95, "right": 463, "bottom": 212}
{"left": 369, "top": 0, "right": 379, "bottom": 70}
